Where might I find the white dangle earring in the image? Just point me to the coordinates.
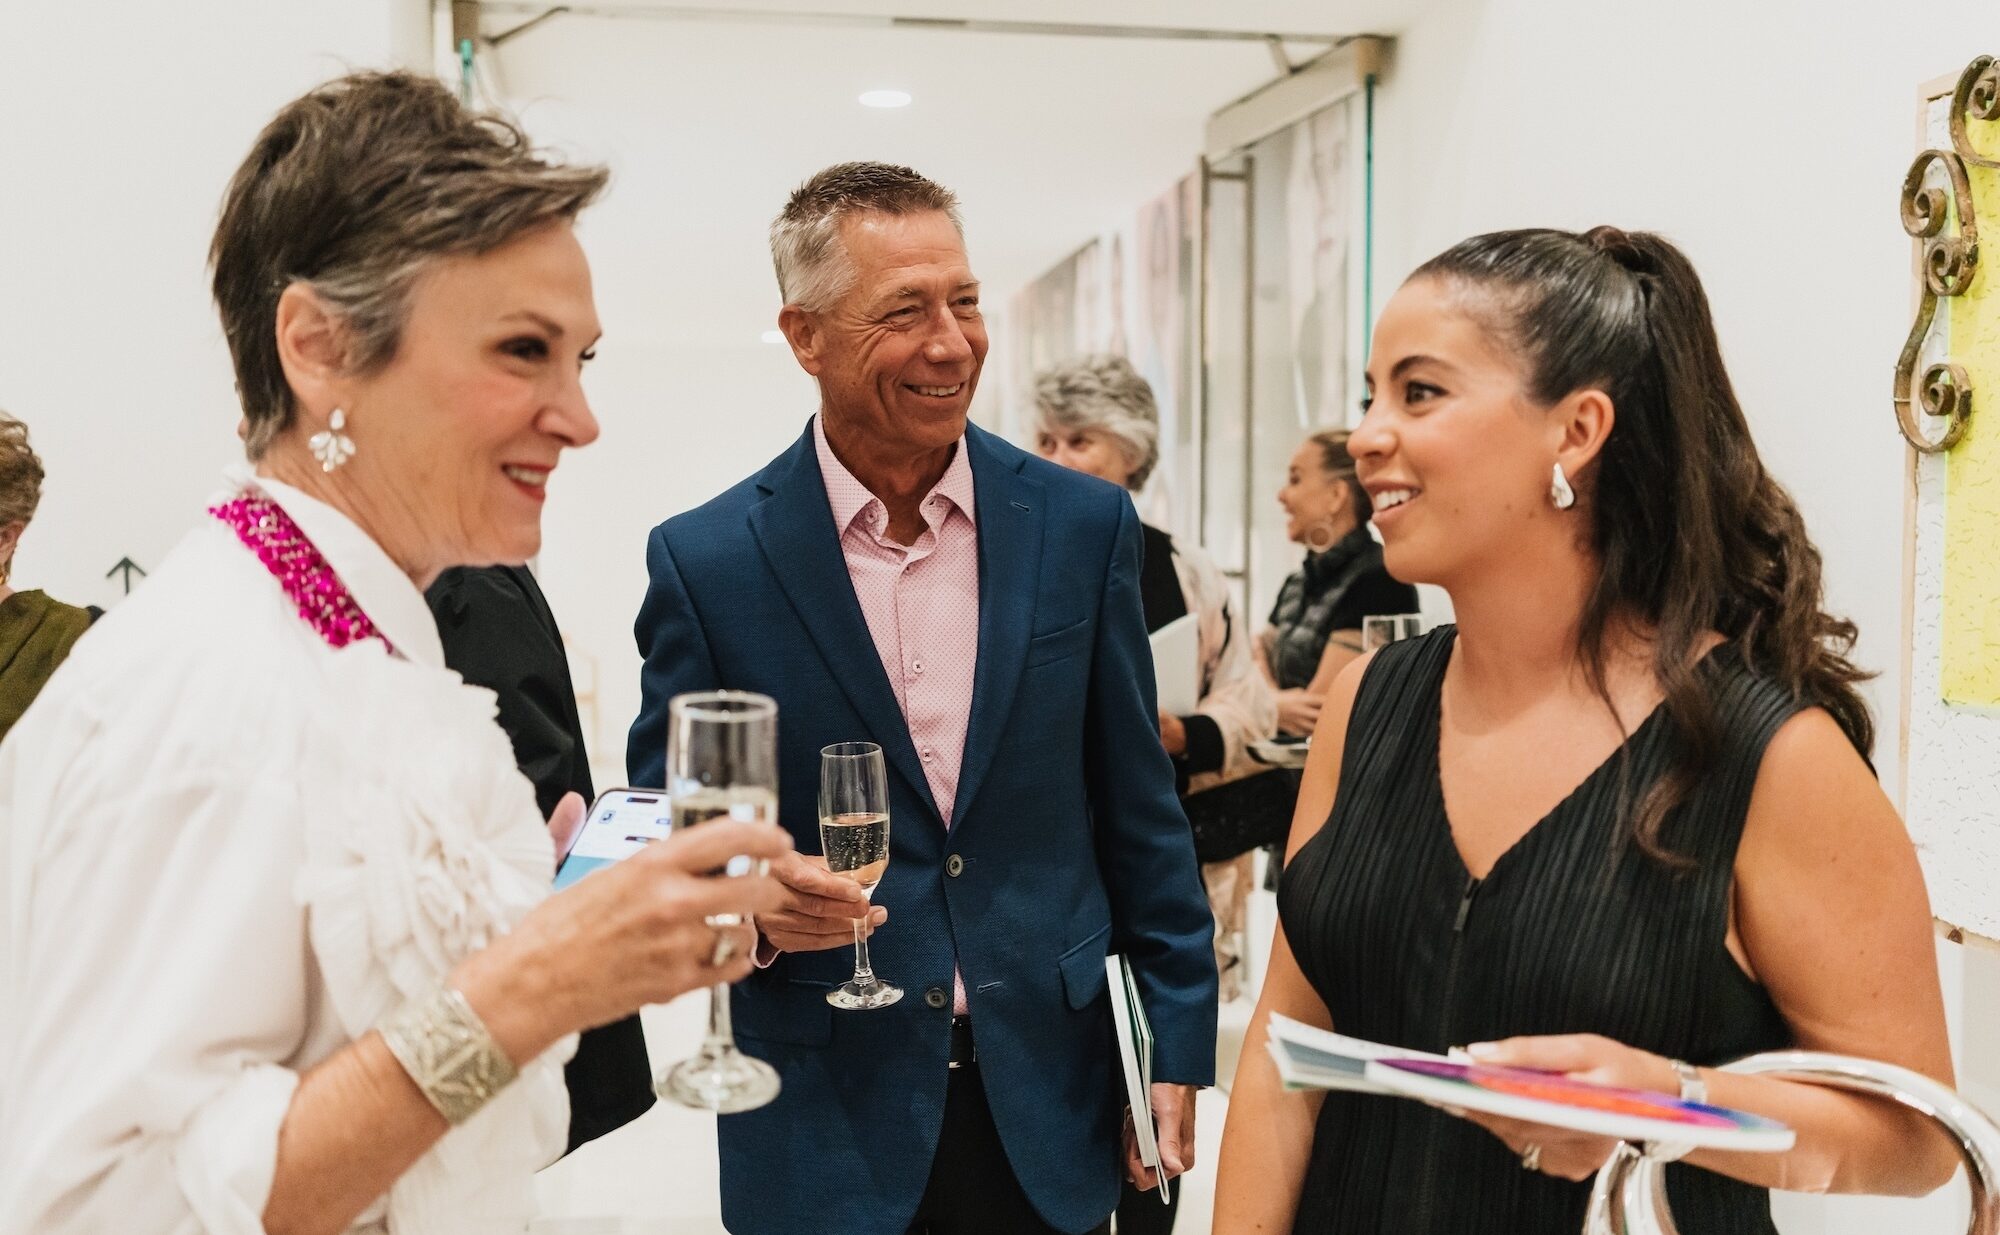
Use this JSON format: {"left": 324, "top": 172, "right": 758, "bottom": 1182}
{"left": 309, "top": 407, "right": 357, "bottom": 473}
{"left": 1549, "top": 462, "right": 1577, "bottom": 511}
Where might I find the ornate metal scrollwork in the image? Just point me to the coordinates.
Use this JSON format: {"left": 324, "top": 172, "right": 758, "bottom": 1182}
{"left": 1895, "top": 55, "right": 1997, "bottom": 454}
{"left": 1951, "top": 54, "right": 2000, "bottom": 169}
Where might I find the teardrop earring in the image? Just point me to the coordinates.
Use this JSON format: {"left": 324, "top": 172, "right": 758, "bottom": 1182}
{"left": 1549, "top": 462, "right": 1576, "bottom": 511}
{"left": 309, "top": 408, "right": 357, "bottom": 473}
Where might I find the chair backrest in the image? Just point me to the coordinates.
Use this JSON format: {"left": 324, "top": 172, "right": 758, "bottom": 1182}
{"left": 1583, "top": 1051, "right": 2000, "bottom": 1235}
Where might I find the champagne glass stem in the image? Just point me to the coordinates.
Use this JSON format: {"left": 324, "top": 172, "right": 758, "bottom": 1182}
{"left": 850, "top": 917, "right": 876, "bottom": 986}
{"left": 704, "top": 980, "right": 735, "bottom": 1049}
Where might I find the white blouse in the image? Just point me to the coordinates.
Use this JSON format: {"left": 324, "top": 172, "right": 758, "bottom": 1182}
{"left": 0, "top": 469, "right": 574, "bottom": 1234}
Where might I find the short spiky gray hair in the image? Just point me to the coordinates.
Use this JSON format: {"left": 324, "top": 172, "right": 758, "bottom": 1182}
{"left": 770, "top": 162, "right": 963, "bottom": 312}
{"left": 211, "top": 71, "right": 609, "bottom": 460}
{"left": 1033, "top": 354, "right": 1161, "bottom": 491}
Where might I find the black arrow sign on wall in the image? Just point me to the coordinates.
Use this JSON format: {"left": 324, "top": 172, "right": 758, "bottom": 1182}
{"left": 106, "top": 557, "right": 147, "bottom": 595}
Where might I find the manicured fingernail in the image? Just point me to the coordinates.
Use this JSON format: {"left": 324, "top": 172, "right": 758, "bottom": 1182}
{"left": 1443, "top": 1106, "right": 1468, "bottom": 1118}
{"left": 1467, "top": 1042, "right": 1498, "bottom": 1058}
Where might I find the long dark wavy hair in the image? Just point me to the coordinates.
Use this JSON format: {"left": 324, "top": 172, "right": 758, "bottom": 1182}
{"left": 1412, "top": 227, "right": 1872, "bottom": 864}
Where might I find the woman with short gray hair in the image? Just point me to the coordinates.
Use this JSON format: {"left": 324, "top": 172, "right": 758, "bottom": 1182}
{"left": 1034, "top": 353, "right": 1276, "bottom": 1235}
{"left": 1034, "top": 358, "right": 1271, "bottom": 804}
{"left": 1033, "top": 355, "right": 1163, "bottom": 491}
{"left": 0, "top": 72, "right": 789, "bottom": 1235}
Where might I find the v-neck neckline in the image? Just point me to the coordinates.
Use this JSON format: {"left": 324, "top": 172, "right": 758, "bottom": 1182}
{"left": 1428, "top": 627, "right": 1681, "bottom": 886}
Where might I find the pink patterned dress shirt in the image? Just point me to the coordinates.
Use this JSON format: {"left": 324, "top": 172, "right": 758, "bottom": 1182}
{"left": 814, "top": 416, "right": 980, "bottom": 1012}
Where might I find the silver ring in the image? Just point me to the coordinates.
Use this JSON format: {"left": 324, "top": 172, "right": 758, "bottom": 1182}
{"left": 1519, "top": 1143, "right": 1543, "bottom": 1172}
{"left": 707, "top": 926, "right": 740, "bottom": 967}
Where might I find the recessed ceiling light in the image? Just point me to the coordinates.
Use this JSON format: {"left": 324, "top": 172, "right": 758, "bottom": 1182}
{"left": 761, "top": 330, "right": 786, "bottom": 344}
{"left": 859, "top": 89, "right": 912, "bottom": 109}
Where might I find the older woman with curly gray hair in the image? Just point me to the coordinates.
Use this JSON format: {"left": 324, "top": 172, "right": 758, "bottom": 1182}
{"left": 0, "top": 72, "right": 789, "bottom": 1235}
{"left": 0, "top": 411, "right": 92, "bottom": 742}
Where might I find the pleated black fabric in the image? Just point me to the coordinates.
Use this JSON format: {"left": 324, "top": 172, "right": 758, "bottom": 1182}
{"left": 1278, "top": 626, "right": 1797, "bottom": 1234}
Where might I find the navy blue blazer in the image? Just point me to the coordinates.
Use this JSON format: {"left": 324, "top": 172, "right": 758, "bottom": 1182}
{"left": 628, "top": 419, "right": 1218, "bottom": 1235}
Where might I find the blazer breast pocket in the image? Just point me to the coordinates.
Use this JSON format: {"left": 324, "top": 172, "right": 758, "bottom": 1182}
{"left": 1024, "top": 615, "right": 1092, "bottom": 669}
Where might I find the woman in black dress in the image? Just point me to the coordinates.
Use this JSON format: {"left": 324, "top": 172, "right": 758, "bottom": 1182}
{"left": 1214, "top": 228, "right": 1958, "bottom": 1233}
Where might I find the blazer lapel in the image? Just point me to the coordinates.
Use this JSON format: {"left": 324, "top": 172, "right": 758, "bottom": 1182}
{"left": 949, "top": 426, "right": 1045, "bottom": 830}
{"left": 747, "top": 424, "right": 940, "bottom": 821}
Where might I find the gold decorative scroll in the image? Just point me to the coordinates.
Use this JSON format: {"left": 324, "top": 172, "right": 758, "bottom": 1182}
{"left": 1950, "top": 53, "right": 2000, "bottom": 170}
{"left": 1894, "top": 55, "right": 1997, "bottom": 454}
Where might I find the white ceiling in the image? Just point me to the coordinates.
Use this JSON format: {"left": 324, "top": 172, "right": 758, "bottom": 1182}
{"left": 475, "top": 0, "right": 1430, "bottom": 347}
{"left": 481, "top": 0, "right": 1408, "bottom": 39}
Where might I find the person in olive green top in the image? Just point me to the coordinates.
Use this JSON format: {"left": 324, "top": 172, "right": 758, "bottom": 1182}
{"left": 0, "top": 412, "right": 92, "bottom": 742}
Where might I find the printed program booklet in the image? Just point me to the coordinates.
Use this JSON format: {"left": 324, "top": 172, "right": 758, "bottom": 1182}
{"left": 1108, "top": 955, "right": 1172, "bottom": 1203}
{"left": 1263, "top": 1013, "right": 1795, "bottom": 1153}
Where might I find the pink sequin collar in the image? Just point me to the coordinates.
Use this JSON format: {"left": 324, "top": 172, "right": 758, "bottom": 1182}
{"left": 210, "top": 491, "right": 395, "bottom": 654}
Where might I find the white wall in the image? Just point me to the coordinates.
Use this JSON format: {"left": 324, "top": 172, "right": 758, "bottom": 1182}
{"left": 1371, "top": 2, "right": 2000, "bottom": 1229}
{"left": 0, "top": 0, "right": 430, "bottom": 611}
{"left": 531, "top": 333, "right": 818, "bottom": 788}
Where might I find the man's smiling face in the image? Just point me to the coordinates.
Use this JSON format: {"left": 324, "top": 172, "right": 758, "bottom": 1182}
{"left": 800, "top": 209, "right": 986, "bottom": 453}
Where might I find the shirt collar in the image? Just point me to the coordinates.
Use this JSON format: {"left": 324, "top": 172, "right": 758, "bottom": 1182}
{"left": 226, "top": 464, "right": 446, "bottom": 668}
{"left": 812, "top": 414, "right": 976, "bottom": 536}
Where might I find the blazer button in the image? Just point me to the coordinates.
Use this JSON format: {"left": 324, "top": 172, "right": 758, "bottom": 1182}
{"left": 924, "top": 987, "right": 948, "bottom": 1009}
{"left": 945, "top": 854, "right": 965, "bottom": 878}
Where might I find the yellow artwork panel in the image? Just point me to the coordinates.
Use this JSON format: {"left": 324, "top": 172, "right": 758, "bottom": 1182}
{"left": 1942, "top": 108, "right": 2000, "bottom": 705}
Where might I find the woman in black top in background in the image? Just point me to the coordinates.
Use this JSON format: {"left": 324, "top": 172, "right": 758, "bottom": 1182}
{"left": 1258, "top": 430, "right": 1418, "bottom": 738}
{"left": 428, "top": 564, "right": 655, "bottom": 1154}
{"left": 1214, "top": 228, "right": 1957, "bottom": 1233}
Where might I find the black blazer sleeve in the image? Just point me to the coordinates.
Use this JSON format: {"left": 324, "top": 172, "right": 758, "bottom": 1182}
{"left": 426, "top": 565, "right": 655, "bottom": 1154}
{"left": 428, "top": 565, "right": 591, "bottom": 818}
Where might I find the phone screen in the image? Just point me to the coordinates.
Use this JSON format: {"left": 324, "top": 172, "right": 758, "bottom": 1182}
{"left": 555, "top": 788, "right": 671, "bottom": 891}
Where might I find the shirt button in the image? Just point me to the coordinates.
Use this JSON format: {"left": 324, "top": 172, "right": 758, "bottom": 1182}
{"left": 924, "top": 987, "right": 948, "bottom": 1009}
{"left": 911, "top": 660, "right": 925, "bottom": 675}
{"left": 945, "top": 854, "right": 965, "bottom": 878}
{"left": 921, "top": 748, "right": 934, "bottom": 763}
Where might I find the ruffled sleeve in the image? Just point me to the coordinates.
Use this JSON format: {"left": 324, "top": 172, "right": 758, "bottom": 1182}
{"left": 294, "top": 643, "right": 576, "bottom": 1233}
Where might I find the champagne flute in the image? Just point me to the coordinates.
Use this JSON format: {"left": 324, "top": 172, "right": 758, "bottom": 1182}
{"left": 1361, "top": 612, "right": 1424, "bottom": 652}
{"left": 820, "top": 742, "right": 901, "bottom": 1010}
{"left": 656, "top": 690, "right": 783, "bottom": 1113}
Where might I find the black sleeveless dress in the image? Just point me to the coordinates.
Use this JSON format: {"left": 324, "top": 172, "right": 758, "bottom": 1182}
{"left": 1278, "top": 627, "right": 1797, "bottom": 1234}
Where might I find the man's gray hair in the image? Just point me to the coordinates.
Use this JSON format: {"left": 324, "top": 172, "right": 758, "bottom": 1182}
{"left": 1033, "top": 355, "right": 1161, "bottom": 491}
{"left": 770, "top": 162, "right": 963, "bottom": 312}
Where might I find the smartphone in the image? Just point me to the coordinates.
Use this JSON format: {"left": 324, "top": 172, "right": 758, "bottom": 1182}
{"left": 554, "top": 787, "right": 672, "bottom": 891}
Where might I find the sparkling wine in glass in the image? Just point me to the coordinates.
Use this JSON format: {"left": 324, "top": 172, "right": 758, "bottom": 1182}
{"left": 820, "top": 741, "right": 901, "bottom": 1010}
{"left": 657, "top": 690, "right": 783, "bottom": 1114}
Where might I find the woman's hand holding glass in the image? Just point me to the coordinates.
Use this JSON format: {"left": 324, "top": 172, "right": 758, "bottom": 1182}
{"left": 447, "top": 816, "right": 792, "bottom": 1069}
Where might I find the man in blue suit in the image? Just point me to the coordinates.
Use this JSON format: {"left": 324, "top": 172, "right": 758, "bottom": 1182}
{"left": 629, "top": 162, "right": 1217, "bottom": 1235}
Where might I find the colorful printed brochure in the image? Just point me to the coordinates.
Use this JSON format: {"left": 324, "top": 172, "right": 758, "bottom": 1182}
{"left": 1265, "top": 1013, "right": 1795, "bottom": 1153}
